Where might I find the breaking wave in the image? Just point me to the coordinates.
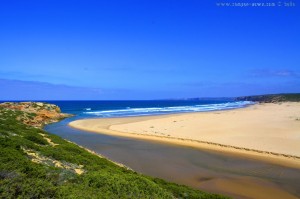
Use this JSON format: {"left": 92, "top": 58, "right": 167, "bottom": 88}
{"left": 83, "top": 101, "right": 255, "bottom": 118}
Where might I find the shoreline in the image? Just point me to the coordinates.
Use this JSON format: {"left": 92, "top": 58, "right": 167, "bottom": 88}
{"left": 69, "top": 102, "right": 300, "bottom": 169}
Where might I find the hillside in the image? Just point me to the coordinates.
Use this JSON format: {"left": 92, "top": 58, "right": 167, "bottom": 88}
{"left": 0, "top": 102, "right": 229, "bottom": 199}
{"left": 0, "top": 102, "right": 72, "bottom": 128}
{"left": 236, "top": 93, "right": 300, "bottom": 103}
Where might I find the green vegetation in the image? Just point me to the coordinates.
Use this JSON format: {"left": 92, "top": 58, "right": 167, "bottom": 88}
{"left": 236, "top": 93, "right": 300, "bottom": 103}
{"left": 0, "top": 104, "right": 230, "bottom": 198}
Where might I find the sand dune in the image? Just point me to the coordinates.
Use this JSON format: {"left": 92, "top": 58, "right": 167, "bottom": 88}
{"left": 69, "top": 102, "right": 300, "bottom": 168}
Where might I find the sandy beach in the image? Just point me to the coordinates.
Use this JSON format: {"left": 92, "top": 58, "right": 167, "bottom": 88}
{"left": 69, "top": 102, "right": 300, "bottom": 168}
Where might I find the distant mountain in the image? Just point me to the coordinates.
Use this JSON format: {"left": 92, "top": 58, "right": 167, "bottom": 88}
{"left": 236, "top": 93, "right": 300, "bottom": 103}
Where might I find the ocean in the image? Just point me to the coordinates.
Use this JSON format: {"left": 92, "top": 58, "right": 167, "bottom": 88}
{"left": 38, "top": 99, "right": 254, "bottom": 119}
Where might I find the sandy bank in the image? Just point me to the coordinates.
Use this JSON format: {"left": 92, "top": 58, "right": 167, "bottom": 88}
{"left": 69, "top": 102, "right": 300, "bottom": 168}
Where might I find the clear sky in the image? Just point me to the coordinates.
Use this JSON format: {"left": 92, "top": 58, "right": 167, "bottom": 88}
{"left": 0, "top": 0, "right": 299, "bottom": 100}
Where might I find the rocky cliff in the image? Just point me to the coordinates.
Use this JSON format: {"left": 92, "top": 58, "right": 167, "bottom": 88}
{"left": 0, "top": 102, "right": 72, "bottom": 128}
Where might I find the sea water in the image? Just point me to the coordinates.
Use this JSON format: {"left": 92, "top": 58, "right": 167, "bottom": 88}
{"left": 41, "top": 99, "right": 254, "bottom": 119}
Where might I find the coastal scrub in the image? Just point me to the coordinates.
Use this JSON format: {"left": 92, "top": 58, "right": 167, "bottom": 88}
{"left": 0, "top": 102, "right": 229, "bottom": 199}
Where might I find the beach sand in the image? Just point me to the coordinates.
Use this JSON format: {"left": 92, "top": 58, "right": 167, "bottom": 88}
{"left": 69, "top": 102, "right": 300, "bottom": 199}
{"left": 69, "top": 102, "right": 300, "bottom": 168}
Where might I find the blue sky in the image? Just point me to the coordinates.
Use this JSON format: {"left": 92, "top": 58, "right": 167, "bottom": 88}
{"left": 0, "top": 0, "right": 299, "bottom": 100}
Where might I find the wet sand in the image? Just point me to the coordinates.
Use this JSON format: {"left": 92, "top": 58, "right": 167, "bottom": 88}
{"left": 69, "top": 102, "right": 300, "bottom": 168}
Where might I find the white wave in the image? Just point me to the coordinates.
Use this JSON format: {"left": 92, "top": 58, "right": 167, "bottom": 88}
{"left": 83, "top": 101, "right": 255, "bottom": 117}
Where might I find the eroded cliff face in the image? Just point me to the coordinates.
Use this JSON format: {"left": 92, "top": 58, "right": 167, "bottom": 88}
{"left": 0, "top": 102, "right": 72, "bottom": 128}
